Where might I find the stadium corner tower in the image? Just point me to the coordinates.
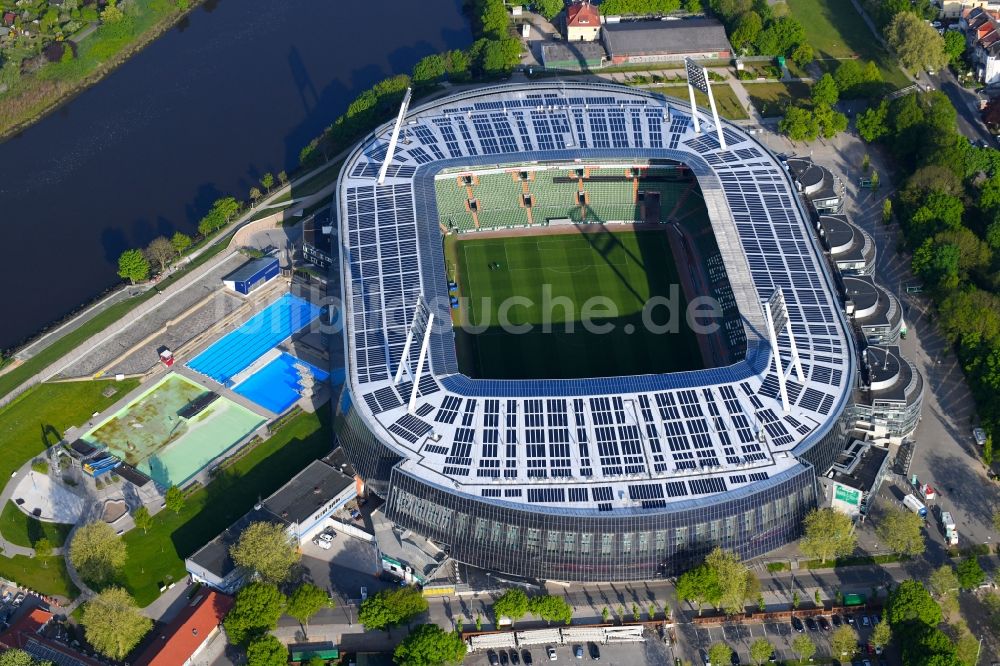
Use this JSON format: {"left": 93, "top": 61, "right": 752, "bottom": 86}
{"left": 333, "top": 83, "right": 854, "bottom": 582}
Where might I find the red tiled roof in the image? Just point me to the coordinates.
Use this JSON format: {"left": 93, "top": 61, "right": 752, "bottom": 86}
{"left": 567, "top": 2, "right": 600, "bottom": 27}
{"left": 133, "top": 591, "right": 234, "bottom": 666}
{"left": 0, "top": 608, "right": 51, "bottom": 648}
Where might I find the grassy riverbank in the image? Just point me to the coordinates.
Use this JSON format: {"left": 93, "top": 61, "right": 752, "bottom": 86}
{"left": 0, "top": 0, "right": 200, "bottom": 140}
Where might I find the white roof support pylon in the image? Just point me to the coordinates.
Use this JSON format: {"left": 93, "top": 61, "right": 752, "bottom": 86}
{"left": 393, "top": 296, "right": 424, "bottom": 385}
{"left": 763, "top": 289, "right": 801, "bottom": 413}
{"left": 408, "top": 312, "right": 434, "bottom": 415}
{"left": 704, "top": 72, "right": 727, "bottom": 150}
{"left": 684, "top": 58, "right": 727, "bottom": 148}
{"left": 687, "top": 81, "right": 701, "bottom": 134}
{"left": 377, "top": 87, "right": 413, "bottom": 186}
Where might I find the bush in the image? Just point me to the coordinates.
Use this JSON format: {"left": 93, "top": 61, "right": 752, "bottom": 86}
{"left": 30, "top": 459, "right": 49, "bottom": 474}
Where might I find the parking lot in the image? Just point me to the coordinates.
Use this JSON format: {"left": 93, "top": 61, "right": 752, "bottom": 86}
{"left": 688, "top": 611, "right": 891, "bottom": 665}
{"left": 464, "top": 639, "right": 676, "bottom": 666}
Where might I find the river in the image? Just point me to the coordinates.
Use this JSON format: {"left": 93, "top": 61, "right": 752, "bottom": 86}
{"left": 0, "top": 0, "right": 470, "bottom": 351}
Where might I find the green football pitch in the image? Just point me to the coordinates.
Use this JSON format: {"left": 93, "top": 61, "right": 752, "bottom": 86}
{"left": 449, "top": 228, "right": 705, "bottom": 380}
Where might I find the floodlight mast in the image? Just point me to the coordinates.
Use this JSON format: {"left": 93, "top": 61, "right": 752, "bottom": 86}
{"left": 762, "top": 289, "right": 802, "bottom": 413}
{"left": 684, "top": 58, "right": 726, "bottom": 149}
{"left": 408, "top": 312, "right": 435, "bottom": 415}
{"left": 377, "top": 87, "right": 413, "bottom": 186}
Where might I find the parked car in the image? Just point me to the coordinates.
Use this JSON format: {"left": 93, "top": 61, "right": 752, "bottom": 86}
{"left": 488, "top": 650, "right": 500, "bottom": 666}
{"left": 522, "top": 651, "right": 533, "bottom": 665}
{"left": 588, "top": 643, "right": 601, "bottom": 661}
{"left": 313, "top": 533, "right": 334, "bottom": 549}
{"left": 509, "top": 648, "right": 521, "bottom": 665}
{"left": 846, "top": 614, "right": 856, "bottom": 625}
{"left": 831, "top": 614, "right": 842, "bottom": 627}
{"left": 731, "top": 651, "right": 741, "bottom": 665}
{"left": 873, "top": 614, "right": 881, "bottom": 625}
{"left": 500, "top": 650, "right": 509, "bottom": 665}
{"left": 700, "top": 649, "right": 711, "bottom": 665}
{"left": 805, "top": 617, "right": 818, "bottom": 631}
{"left": 548, "top": 646, "right": 558, "bottom": 661}
{"left": 818, "top": 616, "right": 830, "bottom": 631}
{"left": 861, "top": 615, "right": 871, "bottom": 627}
{"left": 574, "top": 645, "right": 583, "bottom": 659}
{"left": 791, "top": 616, "right": 804, "bottom": 633}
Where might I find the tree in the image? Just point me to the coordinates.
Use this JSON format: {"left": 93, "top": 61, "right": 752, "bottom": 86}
{"left": 708, "top": 642, "right": 732, "bottom": 666}
{"left": 814, "top": 589, "right": 821, "bottom": 605}
{"left": 749, "top": 637, "right": 773, "bottom": 665}
{"left": 731, "top": 11, "right": 762, "bottom": 52}
{"left": 857, "top": 100, "right": 890, "bottom": 143}
{"left": 117, "top": 249, "right": 149, "bottom": 285}
{"left": 132, "top": 506, "right": 152, "bottom": 534}
{"left": 528, "top": 595, "right": 572, "bottom": 625}
{"left": 872, "top": 620, "right": 892, "bottom": 650}
{"left": 601, "top": 607, "right": 610, "bottom": 623}
{"left": 165, "top": 485, "right": 185, "bottom": 513}
{"left": 0, "top": 650, "right": 48, "bottom": 666}
{"left": 754, "top": 16, "right": 805, "bottom": 56}
{"left": 249, "top": 187, "right": 263, "bottom": 205}
{"left": 471, "top": 36, "right": 522, "bottom": 74}
{"left": 358, "top": 587, "right": 429, "bottom": 630}
{"left": 70, "top": 521, "right": 126, "bottom": 586}
{"left": 800, "top": 508, "right": 857, "bottom": 563}
{"left": 811, "top": 73, "right": 839, "bottom": 107}
{"left": 100, "top": 0, "right": 125, "bottom": 24}
{"left": 475, "top": 614, "right": 483, "bottom": 631}
{"left": 631, "top": 603, "right": 640, "bottom": 621}
{"left": 493, "top": 588, "right": 529, "bottom": 626}
{"left": 246, "top": 635, "right": 287, "bottom": 666}
{"left": 170, "top": 232, "right": 192, "bottom": 255}
{"left": 229, "top": 521, "right": 299, "bottom": 585}
{"left": 80, "top": 587, "right": 151, "bottom": 660}
{"left": 197, "top": 197, "right": 240, "bottom": 235}
{"left": 791, "top": 42, "right": 814, "bottom": 68}
{"left": 533, "top": 0, "right": 564, "bottom": 20}
{"left": 648, "top": 603, "right": 657, "bottom": 620}
{"left": 779, "top": 105, "right": 820, "bottom": 141}
{"left": 261, "top": 173, "right": 274, "bottom": 193}
{"left": 885, "top": 12, "right": 948, "bottom": 73}
{"left": 943, "top": 29, "right": 966, "bottom": 65}
{"left": 446, "top": 49, "right": 470, "bottom": 81}
{"left": 956, "top": 557, "right": 986, "bottom": 590}
{"left": 792, "top": 590, "right": 800, "bottom": 609}
{"left": 412, "top": 53, "right": 447, "bottom": 84}
{"left": 877, "top": 507, "right": 925, "bottom": 557}
{"left": 956, "top": 627, "right": 980, "bottom": 666}
{"left": 393, "top": 624, "right": 467, "bottom": 666}
{"left": 928, "top": 564, "right": 960, "bottom": 599}
{"left": 286, "top": 583, "right": 331, "bottom": 638}
{"left": 223, "top": 582, "right": 286, "bottom": 645}
{"left": 791, "top": 635, "right": 816, "bottom": 662}
{"left": 145, "top": 236, "right": 175, "bottom": 273}
{"left": 706, "top": 547, "right": 758, "bottom": 615}
{"left": 831, "top": 625, "right": 858, "bottom": 658}
{"left": 675, "top": 560, "right": 720, "bottom": 614}
{"left": 33, "top": 537, "right": 52, "bottom": 567}
{"left": 883, "top": 198, "right": 893, "bottom": 224}
{"left": 814, "top": 103, "right": 849, "bottom": 138}
{"left": 885, "top": 580, "right": 942, "bottom": 628}
{"left": 993, "top": 509, "right": 1000, "bottom": 534}
{"left": 277, "top": 171, "right": 289, "bottom": 187}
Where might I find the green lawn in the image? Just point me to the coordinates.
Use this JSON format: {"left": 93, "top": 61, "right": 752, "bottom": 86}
{"left": 449, "top": 229, "right": 703, "bottom": 380}
{"left": 744, "top": 82, "right": 814, "bottom": 117}
{"left": 0, "top": 501, "right": 72, "bottom": 548}
{"left": 786, "top": 0, "right": 910, "bottom": 89}
{"left": 648, "top": 84, "right": 749, "bottom": 121}
{"left": 0, "top": 554, "right": 78, "bottom": 599}
{"left": 116, "top": 408, "right": 332, "bottom": 606}
{"left": 0, "top": 379, "right": 139, "bottom": 483}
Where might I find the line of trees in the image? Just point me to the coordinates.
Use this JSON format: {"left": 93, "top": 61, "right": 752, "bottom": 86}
{"left": 709, "top": 0, "right": 808, "bottom": 61}
{"left": 675, "top": 546, "right": 760, "bottom": 615}
{"left": 856, "top": 86, "right": 1000, "bottom": 445}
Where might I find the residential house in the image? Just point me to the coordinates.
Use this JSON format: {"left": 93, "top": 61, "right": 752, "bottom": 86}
{"left": 565, "top": 1, "right": 601, "bottom": 42}
{"left": 938, "top": 0, "right": 1000, "bottom": 19}
{"left": 133, "top": 590, "right": 234, "bottom": 666}
{"left": 962, "top": 6, "right": 1000, "bottom": 83}
{"left": 0, "top": 608, "right": 104, "bottom": 666}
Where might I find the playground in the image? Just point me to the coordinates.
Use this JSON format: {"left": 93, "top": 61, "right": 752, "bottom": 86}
{"left": 81, "top": 374, "right": 266, "bottom": 487}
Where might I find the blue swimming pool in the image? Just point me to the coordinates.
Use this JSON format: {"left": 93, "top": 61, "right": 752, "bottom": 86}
{"left": 187, "top": 293, "right": 321, "bottom": 386}
{"left": 233, "top": 353, "right": 330, "bottom": 413}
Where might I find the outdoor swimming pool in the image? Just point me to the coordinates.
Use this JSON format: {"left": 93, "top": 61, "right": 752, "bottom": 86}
{"left": 82, "top": 374, "right": 265, "bottom": 487}
{"left": 187, "top": 293, "right": 321, "bottom": 386}
{"left": 233, "top": 353, "right": 330, "bottom": 414}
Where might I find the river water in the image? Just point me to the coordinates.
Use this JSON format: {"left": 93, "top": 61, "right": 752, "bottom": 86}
{"left": 0, "top": 0, "right": 470, "bottom": 350}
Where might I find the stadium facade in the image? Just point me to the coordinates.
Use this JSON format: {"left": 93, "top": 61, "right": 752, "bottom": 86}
{"left": 333, "top": 83, "right": 860, "bottom": 581}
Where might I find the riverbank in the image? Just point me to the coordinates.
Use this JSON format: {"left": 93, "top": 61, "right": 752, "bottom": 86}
{"left": 0, "top": 0, "right": 205, "bottom": 141}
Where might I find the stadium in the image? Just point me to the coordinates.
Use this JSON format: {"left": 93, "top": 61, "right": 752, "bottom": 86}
{"left": 333, "top": 82, "right": 855, "bottom": 582}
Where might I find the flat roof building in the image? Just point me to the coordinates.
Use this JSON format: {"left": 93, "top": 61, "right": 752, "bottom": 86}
{"left": 819, "top": 439, "right": 890, "bottom": 518}
{"left": 602, "top": 19, "right": 731, "bottom": 64}
{"left": 541, "top": 42, "right": 607, "bottom": 70}
{"left": 786, "top": 157, "right": 845, "bottom": 214}
{"left": 223, "top": 256, "right": 280, "bottom": 295}
{"left": 818, "top": 214, "right": 876, "bottom": 276}
{"left": 844, "top": 275, "right": 903, "bottom": 345}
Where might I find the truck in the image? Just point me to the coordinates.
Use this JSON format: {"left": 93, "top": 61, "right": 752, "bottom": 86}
{"left": 903, "top": 494, "right": 928, "bottom": 518}
{"left": 940, "top": 511, "right": 958, "bottom": 546}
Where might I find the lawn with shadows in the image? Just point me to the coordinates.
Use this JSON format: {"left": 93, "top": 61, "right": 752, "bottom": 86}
{"left": 0, "top": 501, "right": 72, "bottom": 548}
{"left": 115, "top": 408, "right": 332, "bottom": 606}
{"left": 786, "top": 0, "right": 909, "bottom": 89}
{"left": 744, "top": 82, "right": 814, "bottom": 117}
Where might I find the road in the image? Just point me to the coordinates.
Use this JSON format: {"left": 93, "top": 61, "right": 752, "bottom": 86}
{"left": 928, "top": 69, "right": 994, "bottom": 145}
